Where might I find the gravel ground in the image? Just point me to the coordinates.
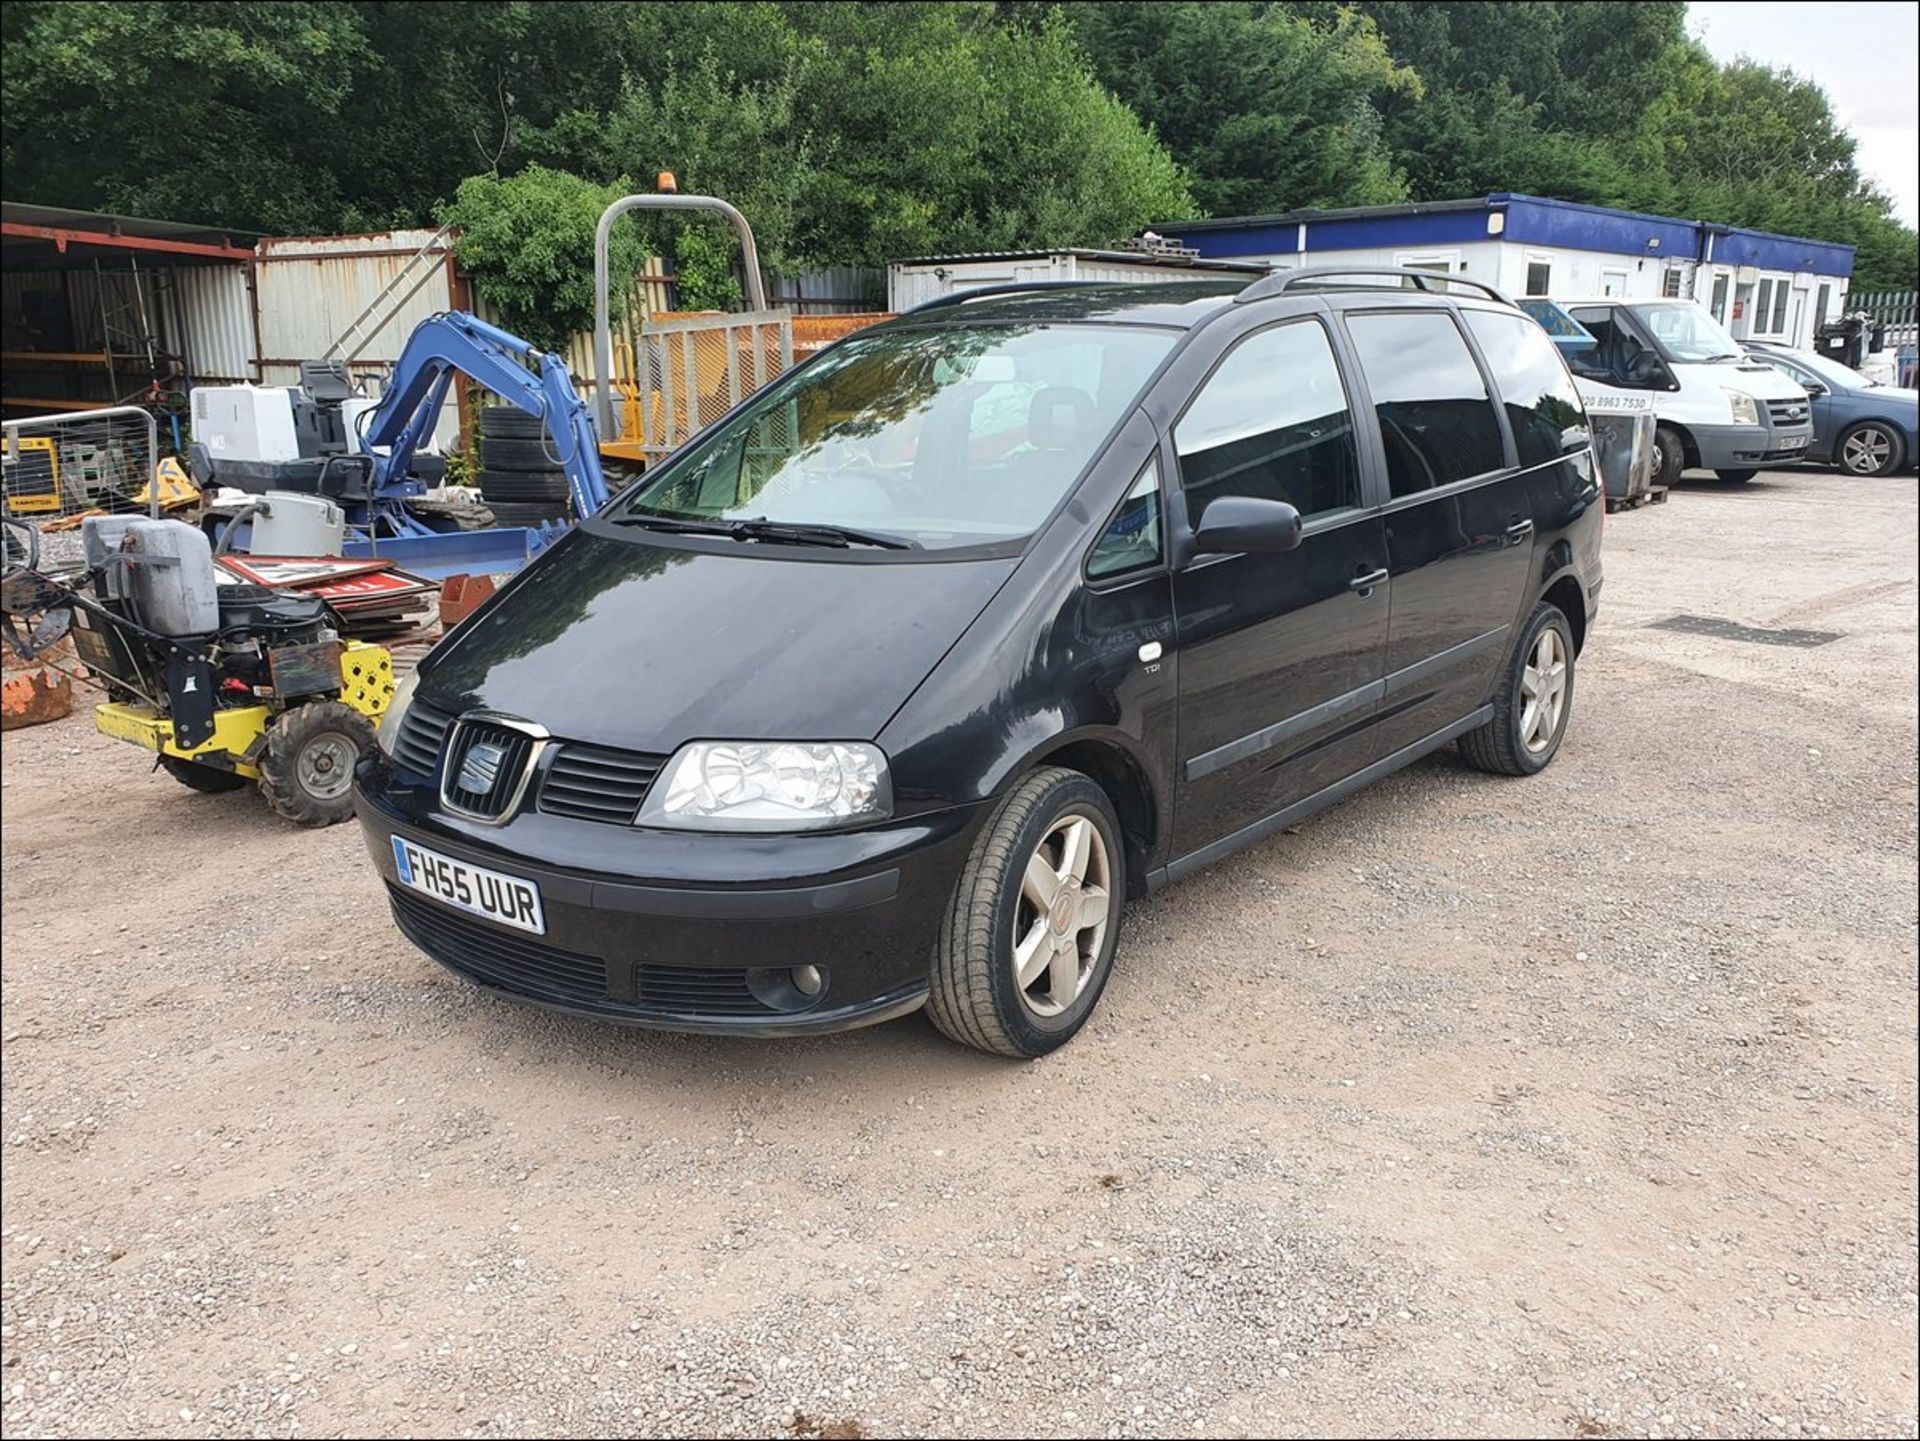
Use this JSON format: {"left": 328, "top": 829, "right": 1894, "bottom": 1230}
{"left": 2, "top": 465, "right": 1915, "bottom": 1439}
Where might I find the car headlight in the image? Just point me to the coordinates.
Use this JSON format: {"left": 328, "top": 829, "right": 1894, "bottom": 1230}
{"left": 636, "top": 741, "right": 892, "bottom": 831}
{"left": 1724, "top": 389, "right": 1760, "bottom": 425}
{"left": 376, "top": 670, "right": 420, "bottom": 755}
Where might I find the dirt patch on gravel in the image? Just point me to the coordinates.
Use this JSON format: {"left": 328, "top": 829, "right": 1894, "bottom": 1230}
{"left": 3, "top": 468, "right": 1915, "bottom": 1438}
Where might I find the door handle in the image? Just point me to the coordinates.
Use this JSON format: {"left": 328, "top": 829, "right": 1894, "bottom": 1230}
{"left": 1349, "top": 566, "right": 1389, "bottom": 595}
{"left": 1505, "top": 518, "right": 1535, "bottom": 541}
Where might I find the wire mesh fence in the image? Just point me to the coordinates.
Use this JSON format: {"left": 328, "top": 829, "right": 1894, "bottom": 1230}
{"left": 620, "top": 311, "right": 794, "bottom": 462}
{"left": 2, "top": 406, "right": 161, "bottom": 531}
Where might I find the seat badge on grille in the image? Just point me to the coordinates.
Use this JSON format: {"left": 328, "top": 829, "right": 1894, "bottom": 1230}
{"left": 457, "top": 740, "right": 508, "bottom": 795}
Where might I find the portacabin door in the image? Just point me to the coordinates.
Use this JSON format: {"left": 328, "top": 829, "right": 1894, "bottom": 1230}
{"left": 1162, "top": 314, "right": 1393, "bottom": 860}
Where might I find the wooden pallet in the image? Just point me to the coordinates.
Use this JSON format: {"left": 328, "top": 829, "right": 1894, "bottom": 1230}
{"left": 1606, "top": 484, "right": 1669, "bottom": 513}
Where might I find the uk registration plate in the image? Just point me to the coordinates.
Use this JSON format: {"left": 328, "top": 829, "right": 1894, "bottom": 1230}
{"left": 391, "top": 836, "right": 545, "bottom": 934}
{"left": 1781, "top": 434, "right": 1809, "bottom": 450}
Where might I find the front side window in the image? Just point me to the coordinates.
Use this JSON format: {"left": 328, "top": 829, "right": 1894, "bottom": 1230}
{"left": 1086, "top": 462, "right": 1162, "bottom": 579}
{"left": 623, "top": 323, "right": 1174, "bottom": 551}
{"left": 1345, "top": 311, "right": 1506, "bottom": 497}
{"left": 1173, "top": 321, "right": 1361, "bottom": 524}
{"left": 1463, "top": 310, "right": 1590, "bottom": 469}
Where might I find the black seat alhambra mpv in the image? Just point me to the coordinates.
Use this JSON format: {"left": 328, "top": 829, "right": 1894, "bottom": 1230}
{"left": 359, "top": 267, "right": 1603, "bottom": 1057}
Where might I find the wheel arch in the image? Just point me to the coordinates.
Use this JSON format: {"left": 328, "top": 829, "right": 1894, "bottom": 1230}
{"left": 1019, "top": 730, "right": 1162, "bottom": 899}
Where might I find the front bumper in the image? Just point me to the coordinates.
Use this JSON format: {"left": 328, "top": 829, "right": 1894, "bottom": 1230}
{"left": 355, "top": 764, "right": 985, "bottom": 1036}
{"left": 1689, "top": 419, "right": 1815, "bottom": 469}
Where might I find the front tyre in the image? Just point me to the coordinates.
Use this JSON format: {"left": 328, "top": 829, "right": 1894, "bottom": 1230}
{"left": 1837, "top": 420, "right": 1905, "bottom": 477}
{"left": 1458, "top": 603, "right": 1576, "bottom": 777}
{"left": 258, "top": 701, "right": 376, "bottom": 826}
{"left": 927, "top": 767, "right": 1125, "bottom": 1058}
{"left": 1651, "top": 424, "right": 1687, "bottom": 488}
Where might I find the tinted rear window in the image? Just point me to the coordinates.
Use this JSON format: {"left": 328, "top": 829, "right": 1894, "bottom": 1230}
{"left": 1345, "top": 311, "right": 1506, "bottom": 497}
{"left": 1462, "top": 310, "right": 1590, "bottom": 469}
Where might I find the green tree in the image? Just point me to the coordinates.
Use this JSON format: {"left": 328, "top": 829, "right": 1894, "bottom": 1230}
{"left": 0, "top": 0, "right": 373, "bottom": 231}
{"left": 438, "top": 166, "right": 649, "bottom": 350}
{"left": 1064, "top": 2, "right": 1416, "bottom": 215}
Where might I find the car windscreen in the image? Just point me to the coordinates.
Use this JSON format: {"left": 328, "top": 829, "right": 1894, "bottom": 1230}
{"left": 1628, "top": 302, "right": 1744, "bottom": 362}
{"left": 619, "top": 323, "right": 1174, "bottom": 552}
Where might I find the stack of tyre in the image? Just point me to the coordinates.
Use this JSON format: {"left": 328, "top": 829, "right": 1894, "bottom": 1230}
{"left": 475, "top": 405, "right": 571, "bottom": 527}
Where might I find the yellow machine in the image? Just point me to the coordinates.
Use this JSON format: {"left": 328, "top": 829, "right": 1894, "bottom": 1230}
{"left": 94, "top": 641, "right": 393, "bottom": 781}
{"left": 1, "top": 435, "right": 62, "bottom": 514}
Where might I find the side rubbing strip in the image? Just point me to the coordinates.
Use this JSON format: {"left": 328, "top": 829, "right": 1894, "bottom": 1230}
{"left": 1185, "top": 678, "right": 1386, "bottom": 782}
{"left": 1381, "top": 625, "right": 1510, "bottom": 698}
{"left": 1181, "top": 625, "right": 1508, "bottom": 784}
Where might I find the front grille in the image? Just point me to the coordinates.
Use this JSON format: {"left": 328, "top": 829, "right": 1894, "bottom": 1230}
{"left": 390, "top": 702, "right": 453, "bottom": 777}
{"left": 635, "top": 966, "right": 765, "bottom": 1015}
{"left": 442, "top": 719, "right": 537, "bottom": 819}
{"left": 388, "top": 884, "right": 606, "bottom": 1006}
{"left": 539, "top": 741, "right": 666, "bottom": 824}
{"left": 1767, "top": 398, "right": 1810, "bottom": 428}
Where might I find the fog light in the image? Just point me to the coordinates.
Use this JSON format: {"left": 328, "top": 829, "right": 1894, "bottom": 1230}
{"left": 791, "top": 964, "right": 824, "bottom": 997}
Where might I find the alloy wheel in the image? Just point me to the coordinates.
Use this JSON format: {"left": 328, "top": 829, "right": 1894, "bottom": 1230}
{"left": 1520, "top": 628, "right": 1568, "bottom": 755}
{"left": 1842, "top": 425, "right": 1894, "bottom": 476}
{"left": 1012, "top": 813, "right": 1111, "bottom": 1018}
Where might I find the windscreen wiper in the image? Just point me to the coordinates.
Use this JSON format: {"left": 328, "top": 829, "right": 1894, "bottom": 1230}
{"left": 612, "top": 513, "right": 919, "bottom": 550}
{"left": 609, "top": 513, "right": 739, "bottom": 537}
{"left": 731, "top": 518, "right": 919, "bottom": 550}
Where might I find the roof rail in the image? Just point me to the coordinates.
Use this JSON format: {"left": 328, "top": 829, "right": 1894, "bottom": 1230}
{"left": 1237, "top": 265, "right": 1514, "bottom": 307}
{"left": 898, "top": 281, "right": 1113, "bottom": 317}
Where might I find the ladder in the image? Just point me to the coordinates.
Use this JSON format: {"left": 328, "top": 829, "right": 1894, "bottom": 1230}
{"left": 322, "top": 225, "right": 455, "bottom": 363}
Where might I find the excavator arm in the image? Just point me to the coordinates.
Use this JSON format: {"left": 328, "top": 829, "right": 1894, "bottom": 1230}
{"left": 361, "top": 312, "right": 612, "bottom": 519}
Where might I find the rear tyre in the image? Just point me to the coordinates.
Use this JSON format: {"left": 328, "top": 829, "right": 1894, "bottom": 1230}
{"left": 159, "top": 756, "right": 249, "bottom": 794}
{"left": 1836, "top": 420, "right": 1905, "bottom": 477}
{"left": 483, "top": 500, "right": 570, "bottom": 527}
{"left": 1714, "top": 468, "right": 1758, "bottom": 483}
{"left": 927, "top": 767, "right": 1125, "bottom": 1059}
{"left": 258, "top": 701, "right": 376, "bottom": 826}
{"left": 475, "top": 468, "right": 570, "bottom": 503}
{"left": 478, "top": 405, "right": 547, "bottom": 440}
{"left": 1458, "top": 603, "right": 1576, "bottom": 777}
{"left": 1651, "top": 424, "right": 1687, "bottom": 488}
{"left": 478, "top": 435, "right": 562, "bottom": 470}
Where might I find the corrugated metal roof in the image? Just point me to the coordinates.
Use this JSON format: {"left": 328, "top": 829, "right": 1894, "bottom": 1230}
{"left": 1, "top": 200, "right": 260, "bottom": 249}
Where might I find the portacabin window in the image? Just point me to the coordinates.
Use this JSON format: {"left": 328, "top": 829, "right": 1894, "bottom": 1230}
{"left": 1173, "top": 321, "right": 1362, "bottom": 524}
{"left": 1344, "top": 311, "right": 1507, "bottom": 498}
{"left": 1525, "top": 260, "right": 1552, "bottom": 297}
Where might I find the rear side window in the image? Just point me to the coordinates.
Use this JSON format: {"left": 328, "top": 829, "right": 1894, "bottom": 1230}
{"left": 1174, "top": 321, "right": 1361, "bottom": 523}
{"left": 1462, "top": 310, "right": 1590, "bottom": 468}
{"left": 1345, "top": 311, "right": 1506, "bottom": 497}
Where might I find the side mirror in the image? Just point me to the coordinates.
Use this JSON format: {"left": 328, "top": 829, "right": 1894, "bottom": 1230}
{"left": 1802, "top": 381, "right": 1828, "bottom": 397}
{"left": 1191, "top": 496, "right": 1303, "bottom": 557}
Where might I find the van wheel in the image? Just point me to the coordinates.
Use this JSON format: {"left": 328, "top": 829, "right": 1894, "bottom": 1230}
{"left": 1651, "top": 424, "right": 1686, "bottom": 487}
{"left": 258, "top": 701, "right": 376, "bottom": 826}
{"left": 1714, "top": 468, "right": 1758, "bottom": 483}
{"left": 927, "top": 767, "right": 1125, "bottom": 1058}
{"left": 1458, "top": 603, "right": 1576, "bottom": 777}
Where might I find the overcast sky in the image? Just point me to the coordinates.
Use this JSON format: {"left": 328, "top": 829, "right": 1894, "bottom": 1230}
{"left": 1689, "top": 1, "right": 1919, "bottom": 226}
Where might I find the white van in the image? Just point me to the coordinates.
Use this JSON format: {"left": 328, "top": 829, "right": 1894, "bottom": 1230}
{"left": 1525, "top": 298, "right": 1815, "bottom": 485}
